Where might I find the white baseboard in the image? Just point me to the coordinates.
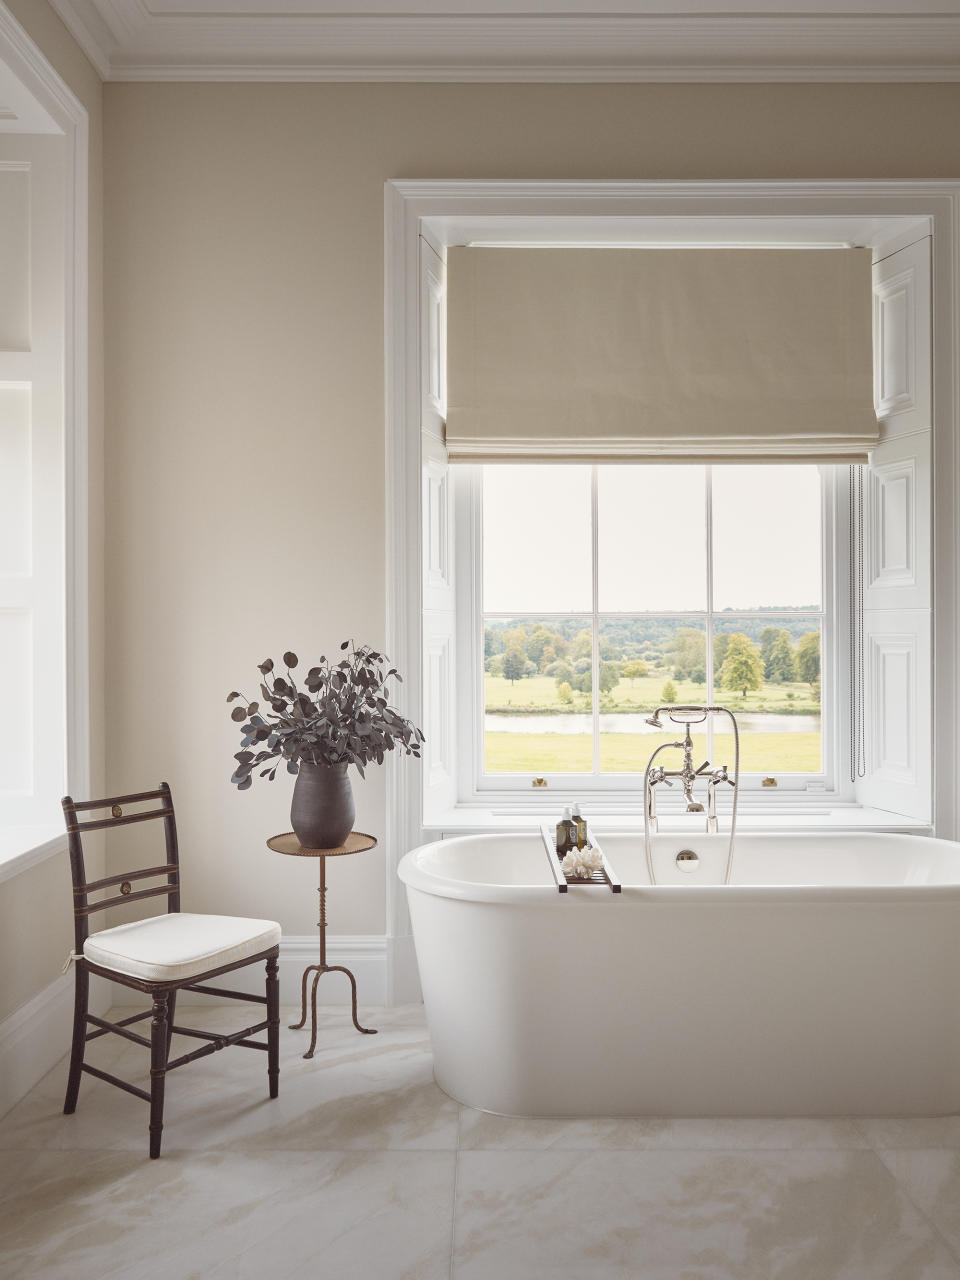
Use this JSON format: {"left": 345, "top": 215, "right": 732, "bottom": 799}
{"left": 107, "top": 935, "right": 391, "bottom": 1008}
{"left": 387, "top": 933, "right": 422, "bottom": 1005}
{"left": 0, "top": 971, "right": 110, "bottom": 1120}
{"left": 274, "top": 935, "right": 388, "bottom": 1007}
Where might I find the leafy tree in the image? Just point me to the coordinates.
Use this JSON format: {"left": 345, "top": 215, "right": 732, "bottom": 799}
{"left": 713, "top": 632, "right": 732, "bottom": 676}
{"left": 484, "top": 628, "right": 504, "bottom": 659}
{"left": 796, "top": 632, "right": 821, "bottom": 685}
{"left": 502, "top": 647, "right": 526, "bottom": 684}
{"left": 525, "top": 626, "right": 554, "bottom": 667}
{"left": 571, "top": 631, "right": 593, "bottom": 661}
{"left": 557, "top": 681, "right": 573, "bottom": 704}
{"left": 599, "top": 637, "right": 622, "bottom": 661}
{"left": 549, "top": 633, "right": 570, "bottom": 660}
{"left": 573, "top": 657, "right": 592, "bottom": 676}
{"left": 599, "top": 662, "right": 620, "bottom": 694}
{"left": 759, "top": 626, "right": 781, "bottom": 672}
{"left": 622, "top": 659, "right": 649, "bottom": 683}
{"left": 539, "top": 644, "right": 557, "bottom": 671}
{"left": 766, "top": 632, "right": 796, "bottom": 683}
{"left": 669, "top": 628, "right": 706, "bottom": 679}
{"left": 690, "top": 667, "right": 707, "bottom": 685}
{"left": 547, "top": 660, "right": 574, "bottom": 685}
{"left": 485, "top": 654, "right": 504, "bottom": 677}
{"left": 720, "top": 633, "right": 764, "bottom": 698}
{"left": 661, "top": 679, "right": 678, "bottom": 704}
{"left": 573, "top": 671, "right": 592, "bottom": 694}
{"left": 524, "top": 660, "right": 537, "bottom": 678}
{"left": 503, "top": 627, "right": 528, "bottom": 653}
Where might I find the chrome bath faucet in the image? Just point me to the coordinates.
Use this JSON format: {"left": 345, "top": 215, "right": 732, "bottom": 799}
{"left": 642, "top": 705, "right": 741, "bottom": 885}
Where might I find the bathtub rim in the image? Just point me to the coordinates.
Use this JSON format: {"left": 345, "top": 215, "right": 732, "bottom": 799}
{"left": 398, "top": 830, "right": 960, "bottom": 905}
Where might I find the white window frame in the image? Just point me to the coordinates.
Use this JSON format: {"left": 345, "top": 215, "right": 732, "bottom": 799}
{"left": 384, "top": 179, "right": 957, "bottom": 1007}
{"left": 0, "top": 10, "right": 90, "bottom": 882}
{"left": 454, "top": 462, "right": 842, "bottom": 804}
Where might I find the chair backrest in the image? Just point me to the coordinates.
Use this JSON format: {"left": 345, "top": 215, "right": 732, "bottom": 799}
{"left": 62, "top": 783, "right": 181, "bottom": 951}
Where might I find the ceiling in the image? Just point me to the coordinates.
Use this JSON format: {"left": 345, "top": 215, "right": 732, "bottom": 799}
{"left": 48, "top": 0, "right": 960, "bottom": 82}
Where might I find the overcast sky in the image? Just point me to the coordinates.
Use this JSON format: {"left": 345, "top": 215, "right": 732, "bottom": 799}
{"left": 482, "top": 464, "right": 822, "bottom": 616}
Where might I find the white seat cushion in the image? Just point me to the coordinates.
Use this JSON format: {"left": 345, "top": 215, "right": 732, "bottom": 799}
{"left": 83, "top": 912, "right": 281, "bottom": 983}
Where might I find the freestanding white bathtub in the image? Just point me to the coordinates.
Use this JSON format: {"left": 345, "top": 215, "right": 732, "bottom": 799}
{"left": 398, "top": 831, "right": 960, "bottom": 1117}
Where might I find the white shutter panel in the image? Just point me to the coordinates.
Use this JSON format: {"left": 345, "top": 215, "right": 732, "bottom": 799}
{"left": 420, "top": 239, "right": 457, "bottom": 816}
{"left": 856, "top": 238, "right": 932, "bottom": 821}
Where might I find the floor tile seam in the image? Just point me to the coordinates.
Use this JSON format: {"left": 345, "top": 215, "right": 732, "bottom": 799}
{"left": 138, "top": 1143, "right": 462, "bottom": 1154}
{"left": 26, "top": 1144, "right": 460, "bottom": 1158}
{"left": 455, "top": 1152, "right": 875, "bottom": 1162}
{"left": 867, "top": 1145, "right": 960, "bottom": 1267}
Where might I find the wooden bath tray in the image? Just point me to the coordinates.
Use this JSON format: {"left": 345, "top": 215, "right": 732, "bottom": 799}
{"left": 539, "top": 824, "right": 622, "bottom": 894}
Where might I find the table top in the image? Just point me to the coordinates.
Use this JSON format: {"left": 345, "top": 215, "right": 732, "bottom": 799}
{"left": 266, "top": 831, "right": 377, "bottom": 858}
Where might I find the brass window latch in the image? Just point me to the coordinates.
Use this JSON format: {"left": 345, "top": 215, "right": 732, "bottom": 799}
{"left": 531, "top": 777, "right": 548, "bottom": 788}
{"left": 762, "top": 776, "right": 778, "bottom": 788}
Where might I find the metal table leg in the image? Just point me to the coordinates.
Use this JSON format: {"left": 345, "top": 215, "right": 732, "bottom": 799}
{"left": 288, "top": 854, "right": 377, "bottom": 1058}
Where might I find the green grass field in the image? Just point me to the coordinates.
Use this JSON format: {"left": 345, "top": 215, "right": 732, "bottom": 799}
{"left": 485, "top": 672, "right": 819, "bottom": 716}
{"left": 485, "top": 731, "right": 821, "bottom": 774}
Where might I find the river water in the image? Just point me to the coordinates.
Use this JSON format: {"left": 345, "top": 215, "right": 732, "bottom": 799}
{"left": 485, "top": 712, "right": 820, "bottom": 736}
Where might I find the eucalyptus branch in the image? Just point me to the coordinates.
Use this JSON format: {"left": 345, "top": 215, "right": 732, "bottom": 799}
{"left": 227, "top": 641, "right": 424, "bottom": 790}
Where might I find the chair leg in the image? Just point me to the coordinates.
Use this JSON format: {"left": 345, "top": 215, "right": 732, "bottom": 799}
{"left": 63, "top": 962, "right": 89, "bottom": 1115}
{"left": 266, "top": 954, "right": 279, "bottom": 1099}
{"left": 149, "top": 993, "right": 169, "bottom": 1159}
{"left": 165, "top": 989, "right": 177, "bottom": 1061}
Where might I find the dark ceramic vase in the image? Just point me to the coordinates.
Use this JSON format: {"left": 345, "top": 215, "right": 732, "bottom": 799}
{"left": 290, "top": 760, "right": 355, "bottom": 849}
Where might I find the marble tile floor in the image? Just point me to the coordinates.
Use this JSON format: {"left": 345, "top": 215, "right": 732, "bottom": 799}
{"left": 2, "top": 1004, "right": 960, "bottom": 1278}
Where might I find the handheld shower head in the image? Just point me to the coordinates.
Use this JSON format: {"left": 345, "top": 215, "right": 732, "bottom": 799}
{"left": 645, "top": 711, "right": 664, "bottom": 728}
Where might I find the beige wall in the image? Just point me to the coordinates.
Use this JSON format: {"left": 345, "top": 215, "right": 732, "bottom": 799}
{"left": 102, "top": 81, "right": 960, "bottom": 939}
{"left": 0, "top": 0, "right": 103, "bottom": 1021}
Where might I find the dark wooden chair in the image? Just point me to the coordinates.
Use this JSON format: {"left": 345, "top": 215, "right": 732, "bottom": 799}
{"left": 62, "top": 783, "right": 280, "bottom": 1158}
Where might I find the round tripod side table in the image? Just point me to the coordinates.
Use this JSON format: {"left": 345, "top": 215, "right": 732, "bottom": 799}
{"left": 267, "top": 830, "right": 378, "bottom": 1059}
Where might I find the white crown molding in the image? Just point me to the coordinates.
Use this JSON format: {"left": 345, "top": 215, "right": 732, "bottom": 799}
{"left": 47, "top": 0, "right": 113, "bottom": 80}
{"left": 44, "top": 2, "right": 960, "bottom": 83}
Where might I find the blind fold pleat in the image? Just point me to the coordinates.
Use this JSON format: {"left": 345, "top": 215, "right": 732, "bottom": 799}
{"left": 445, "top": 247, "right": 878, "bottom": 465}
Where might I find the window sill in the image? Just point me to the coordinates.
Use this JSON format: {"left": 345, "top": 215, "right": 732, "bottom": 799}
{"left": 0, "top": 826, "right": 67, "bottom": 886}
{"left": 426, "top": 805, "right": 933, "bottom": 837}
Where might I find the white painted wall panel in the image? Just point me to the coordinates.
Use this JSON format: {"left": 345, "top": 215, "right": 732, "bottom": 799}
{"left": 0, "top": 610, "right": 32, "bottom": 793}
{"left": 0, "top": 387, "right": 31, "bottom": 576}
{"left": 0, "top": 165, "right": 29, "bottom": 352}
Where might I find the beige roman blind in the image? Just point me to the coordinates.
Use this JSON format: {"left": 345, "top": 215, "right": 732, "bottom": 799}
{"left": 445, "top": 246, "right": 879, "bottom": 464}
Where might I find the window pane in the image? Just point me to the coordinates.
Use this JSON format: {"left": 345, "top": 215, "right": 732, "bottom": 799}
{"left": 483, "top": 617, "right": 593, "bottom": 773}
{"left": 597, "top": 618, "right": 707, "bottom": 772}
{"left": 598, "top": 466, "right": 707, "bottom": 612}
{"left": 483, "top": 465, "right": 592, "bottom": 613}
{"left": 712, "top": 617, "right": 821, "bottom": 773}
{"left": 712, "top": 465, "right": 821, "bottom": 611}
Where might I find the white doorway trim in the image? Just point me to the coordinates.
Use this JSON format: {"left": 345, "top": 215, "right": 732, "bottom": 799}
{"left": 0, "top": 3, "right": 91, "bottom": 860}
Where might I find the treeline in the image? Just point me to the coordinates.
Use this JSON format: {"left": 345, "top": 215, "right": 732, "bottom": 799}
{"left": 484, "top": 620, "right": 820, "bottom": 701}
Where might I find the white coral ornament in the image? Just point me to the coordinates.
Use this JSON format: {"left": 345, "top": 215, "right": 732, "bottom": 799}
{"left": 561, "top": 845, "right": 603, "bottom": 879}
